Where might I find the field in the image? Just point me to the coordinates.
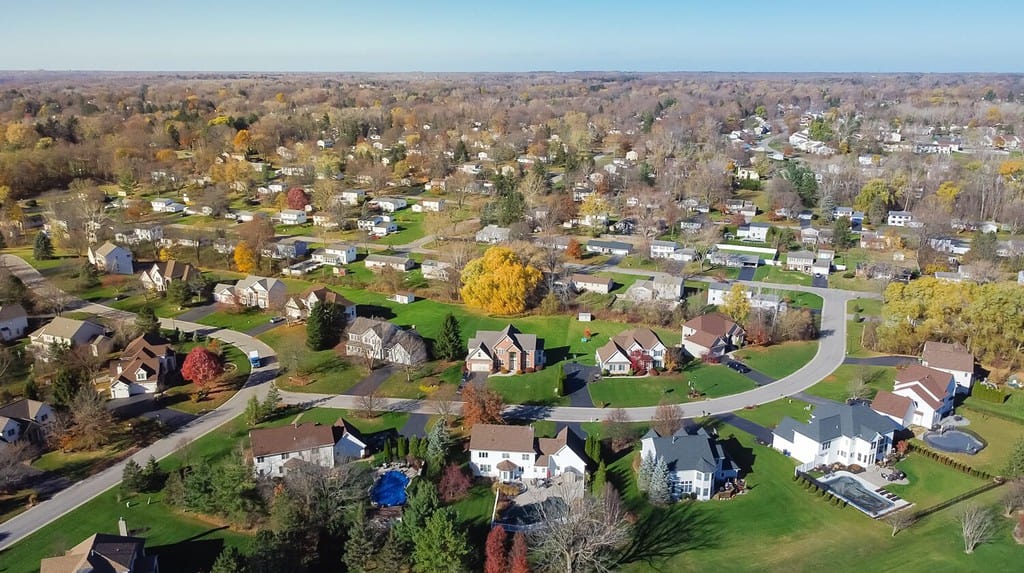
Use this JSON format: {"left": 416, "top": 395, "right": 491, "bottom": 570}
{"left": 752, "top": 265, "right": 813, "bottom": 286}
{"left": 803, "top": 364, "right": 897, "bottom": 403}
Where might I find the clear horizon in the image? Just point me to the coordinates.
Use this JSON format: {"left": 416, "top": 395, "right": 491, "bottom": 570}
{"left": 6, "top": 0, "right": 1023, "bottom": 73}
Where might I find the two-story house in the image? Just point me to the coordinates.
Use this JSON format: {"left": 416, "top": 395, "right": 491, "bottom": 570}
{"left": 284, "top": 286, "right": 357, "bottom": 322}
{"left": 138, "top": 260, "right": 198, "bottom": 293}
{"left": 344, "top": 317, "right": 428, "bottom": 366}
{"left": 40, "top": 532, "right": 158, "bottom": 573}
{"left": 108, "top": 333, "right": 177, "bottom": 399}
{"left": 785, "top": 251, "right": 816, "bottom": 273}
{"left": 213, "top": 275, "right": 287, "bottom": 309}
{"left": 887, "top": 210, "right": 914, "bottom": 227}
{"left": 772, "top": 403, "right": 899, "bottom": 468}
{"left": 262, "top": 237, "right": 309, "bottom": 260}
{"left": 278, "top": 209, "right": 308, "bottom": 225}
{"left": 0, "top": 398, "right": 55, "bottom": 444}
{"left": 921, "top": 341, "right": 975, "bottom": 394}
{"left": 884, "top": 364, "right": 956, "bottom": 428}
{"left": 681, "top": 312, "right": 745, "bottom": 360}
{"left": 595, "top": 328, "right": 667, "bottom": 374}
{"left": 0, "top": 303, "right": 28, "bottom": 342}
{"left": 640, "top": 428, "right": 739, "bottom": 501}
{"left": 28, "top": 317, "right": 113, "bottom": 361}
{"left": 466, "top": 324, "right": 545, "bottom": 373}
{"left": 737, "top": 222, "right": 770, "bottom": 243}
{"left": 468, "top": 424, "right": 587, "bottom": 481}
{"left": 249, "top": 420, "right": 368, "bottom": 477}
{"left": 310, "top": 243, "right": 358, "bottom": 266}
{"left": 412, "top": 198, "right": 444, "bottom": 213}
{"left": 87, "top": 242, "right": 134, "bottom": 275}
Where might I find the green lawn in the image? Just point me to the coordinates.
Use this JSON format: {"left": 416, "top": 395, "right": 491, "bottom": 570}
{"left": 488, "top": 368, "right": 569, "bottom": 406}
{"left": 960, "top": 392, "right": 1024, "bottom": 425}
{"left": 258, "top": 325, "right": 366, "bottom": 394}
{"left": 784, "top": 291, "right": 824, "bottom": 311}
{"left": 32, "top": 446, "right": 123, "bottom": 482}
{"left": 933, "top": 413, "right": 1024, "bottom": 476}
{"left": 376, "top": 361, "right": 463, "bottom": 399}
{"left": 261, "top": 407, "right": 409, "bottom": 435}
{"left": 376, "top": 210, "right": 426, "bottom": 246}
{"left": 752, "top": 265, "right": 813, "bottom": 286}
{"left": 845, "top": 319, "right": 884, "bottom": 357}
{"left": 885, "top": 453, "right": 988, "bottom": 508}
{"left": 733, "top": 341, "right": 819, "bottom": 379}
{"left": 162, "top": 344, "right": 251, "bottom": 414}
{"left": 734, "top": 397, "right": 812, "bottom": 429}
{"left": 593, "top": 271, "right": 644, "bottom": 293}
{"left": 616, "top": 255, "right": 659, "bottom": 271}
{"left": 803, "top": 364, "right": 896, "bottom": 403}
{"left": 847, "top": 297, "right": 883, "bottom": 316}
{"left": 107, "top": 294, "right": 188, "bottom": 317}
{"left": 198, "top": 308, "right": 275, "bottom": 331}
{"left": 588, "top": 364, "right": 756, "bottom": 408}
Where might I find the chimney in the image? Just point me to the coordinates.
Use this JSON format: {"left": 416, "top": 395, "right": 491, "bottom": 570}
{"left": 672, "top": 435, "right": 677, "bottom": 444}
{"left": 118, "top": 517, "right": 128, "bottom": 536}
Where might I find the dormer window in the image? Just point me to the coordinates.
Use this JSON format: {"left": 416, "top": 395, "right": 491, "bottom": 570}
{"left": 135, "top": 370, "right": 147, "bottom": 381}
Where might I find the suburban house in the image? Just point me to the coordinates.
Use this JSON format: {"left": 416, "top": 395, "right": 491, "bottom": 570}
{"left": 40, "top": 531, "right": 158, "bottom": 573}
{"left": 139, "top": 260, "right": 198, "bottom": 292}
{"left": 338, "top": 190, "right": 366, "bottom": 205}
{"left": 150, "top": 196, "right": 185, "bottom": 213}
{"left": 262, "top": 237, "right": 309, "bottom": 260}
{"left": 640, "top": 429, "right": 739, "bottom": 501}
{"left": 706, "top": 282, "right": 786, "bottom": 312}
{"left": 213, "top": 275, "right": 287, "bottom": 309}
{"left": 421, "top": 259, "right": 452, "bottom": 281}
{"left": 595, "top": 328, "right": 667, "bottom": 374}
{"left": 369, "top": 219, "right": 398, "bottom": 237}
{"left": 0, "top": 303, "right": 28, "bottom": 341}
{"left": 114, "top": 224, "right": 163, "bottom": 246}
{"left": 681, "top": 313, "right": 745, "bottom": 360}
{"left": 278, "top": 209, "right": 308, "bottom": 225}
{"left": 249, "top": 420, "right": 369, "bottom": 477}
{"left": 466, "top": 324, "right": 545, "bottom": 373}
{"left": 28, "top": 317, "right": 113, "bottom": 361}
{"left": 0, "top": 398, "right": 55, "bottom": 444}
{"left": 570, "top": 273, "right": 613, "bottom": 294}
{"left": 468, "top": 424, "right": 587, "bottom": 481}
{"left": 887, "top": 211, "right": 914, "bottom": 227}
{"left": 364, "top": 254, "right": 414, "bottom": 272}
{"left": 869, "top": 390, "right": 916, "bottom": 429}
{"left": 737, "top": 223, "right": 770, "bottom": 243}
{"left": 87, "top": 241, "right": 134, "bottom": 275}
{"left": 772, "top": 403, "right": 899, "bottom": 467}
{"left": 357, "top": 215, "right": 390, "bottom": 231}
{"left": 653, "top": 275, "right": 684, "bottom": 300}
{"left": 412, "top": 198, "right": 445, "bottom": 212}
{"left": 785, "top": 251, "right": 816, "bottom": 273}
{"left": 345, "top": 317, "right": 428, "bottom": 366}
{"left": 108, "top": 333, "right": 177, "bottom": 399}
{"left": 650, "top": 240, "right": 696, "bottom": 261}
{"left": 371, "top": 197, "right": 407, "bottom": 212}
{"left": 887, "top": 364, "right": 956, "bottom": 428}
{"left": 284, "top": 286, "right": 356, "bottom": 321}
{"left": 921, "top": 341, "right": 975, "bottom": 394}
{"left": 585, "top": 240, "right": 632, "bottom": 256}
{"left": 312, "top": 213, "right": 338, "bottom": 228}
{"left": 475, "top": 224, "right": 512, "bottom": 244}
{"left": 310, "top": 243, "right": 358, "bottom": 266}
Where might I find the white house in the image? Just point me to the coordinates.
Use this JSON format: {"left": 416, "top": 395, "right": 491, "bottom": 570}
{"left": 337, "top": 190, "right": 366, "bottom": 206}
{"left": 372, "top": 197, "right": 407, "bottom": 213}
{"left": 284, "top": 286, "right": 356, "bottom": 322}
{"left": 344, "top": 317, "right": 428, "bottom": 367}
{"left": 921, "top": 341, "right": 975, "bottom": 394}
{"left": 653, "top": 275, "right": 684, "bottom": 301}
{"left": 585, "top": 240, "right": 631, "bottom": 256}
{"left": 150, "top": 197, "right": 185, "bottom": 213}
{"left": 364, "top": 254, "right": 414, "bottom": 272}
{"left": 650, "top": 240, "right": 695, "bottom": 261}
{"left": 213, "top": 275, "right": 287, "bottom": 309}
{"left": 772, "top": 403, "right": 899, "bottom": 468}
{"left": 887, "top": 211, "right": 914, "bottom": 227}
{"left": 786, "top": 250, "right": 816, "bottom": 273}
{"left": 108, "top": 333, "right": 177, "bottom": 399}
{"left": 250, "top": 420, "right": 368, "bottom": 477}
{"left": 0, "top": 304, "right": 28, "bottom": 342}
{"left": 88, "top": 242, "right": 134, "bottom": 275}
{"left": 139, "top": 260, "right": 198, "bottom": 293}
{"left": 412, "top": 199, "right": 444, "bottom": 213}
{"left": 279, "top": 209, "right": 308, "bottom": 225}
{"left": 476, "top": 224, "right": 512, "bottom": 244}
{"left": 311, "top": 243, "right": 358, "bottom": 266}
{"left": 0, "top": 398, "right": 55, "bottom": 444}
{"left": 707, "top": 282, "right": 786, "bottom": 313}
{"left": 737, "top": 223, "right": 770, "bottom": 243}
{"left": 879, "top": 364, "right": 956, "bottom": 428}
{"left": 640, "top": 430, "right": 739, "bottom": 501}
{"left": 370, "top": 220, "right": 398, "bottom": 236}
{"left": 468, "top": 424, "right": 587, "bottom": 481}
{"left": 421, "top": 259, "right": 452, "bottom": 281}
{"left": 570, "top": 273, "right": 613, "bottom": 295}
{"left": 595, "top": 328, "right": 667, "bottom": 374}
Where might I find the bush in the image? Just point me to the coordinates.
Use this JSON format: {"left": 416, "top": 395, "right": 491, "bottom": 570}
{"left": 972, "top": 384, "right": 1009, "bottom": 404}
{"left": 843, "top": 271, "right": 855, "bottom": 279}
{"left": 649, "top": 368, "right": 660, "bottom": 377}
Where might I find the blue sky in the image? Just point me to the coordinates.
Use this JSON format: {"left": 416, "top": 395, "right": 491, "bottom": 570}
{"left": 5, "top": 1, "right": 1022, "bottom": 72}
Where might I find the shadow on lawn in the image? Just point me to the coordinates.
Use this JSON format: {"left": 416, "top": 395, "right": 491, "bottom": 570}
{"left": 148, "top": 526, "right": 230, "bottom": 573}
{"left": 616, "top": 503, "right": 721, "bottom": 568}
{"left": 357, "top": 305, "right": 396, "bottom": 321}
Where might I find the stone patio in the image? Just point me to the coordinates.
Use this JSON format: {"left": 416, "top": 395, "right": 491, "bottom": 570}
{"left": 511, "top": 472, "right": 585, "bottom": 508}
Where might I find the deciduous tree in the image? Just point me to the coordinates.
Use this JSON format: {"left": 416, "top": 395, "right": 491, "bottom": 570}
{"left": 652, "top": 401, "right": 683, "bottom": 437}
{"left": 528, "top": 484, "right": 631, "bottom": 573}
{"left": 957, "top": 504, "right": 995, "bottom": 554}
{"left": 460, "top": 384, "right": 505, "bottom": 427}
{"left": 566, "top": 238, "right": 583, "bottom": 260}
{"left": 460, "top": 246, "right": 542, "bottom": 315}
{"left": 721, "top": 283, "right": 751, "bottom": 325}
{"left": 438, "top": 463, "right": 472, "bottom": 503}
{"left": 286, "top": 187, "right": 309, "bottom": 210}
{"left": 181, "top": 346, "right": 224, "bottom": 396}
{"left": 135, "top": 305, "right": 160, "bottom": 336}
{"left": 509, "top": 532, "right": 530, "bottom": 573}
{"left": 234, "top": 241, "right": 257, "bottom": 273}
{"left": 485, "top": 525, "right": 509, "bottom": 573}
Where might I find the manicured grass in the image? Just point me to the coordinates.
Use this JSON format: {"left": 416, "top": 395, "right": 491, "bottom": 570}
{"left": 198, "top": 308, "right": 275, "bottom": 331}
{"left": 617, "top": 255, "right": 659, "bottom": 271}
{"left": 588, "top": 364, "right": 756, "bottom": 408}
{"left": 449, "top": 482, "right": 496, "bottom": 529}
{"left": 885, "top": 453, "right": 988, "bottom": 508}
{"left": 733, "top": 341, "right": 819, "bottom": 379}
{"left": 2, "top": 247, "right": 72, "bottom": 275}
{"left": 803, "top": 364, "right": 896, "bottom": 403}
{"left": 593, "top": 271, "right": 644, "bottom": 293}
{"left": 259, "top": 325, "right": 366, "bottom": 394}
{"left": 488, "top": 369, "right": 568, "bottom": 406}
{"left": 162, "top": 344, "right": 251, "bottom": 414}
{"left": 847, "top": 297, "right": 883, "bottom": 316}
{"left": 783, "top": 291, "right": 823, "bottom": 310}
{"left": 32, "top": 446, "right": 122, "bottom": 482}
{"left": 376, "top": 210, "right": 426, "bottom": 246}
{"left": 376, "top": 361, "right": 462, "bottom": 399}
{"left": 934, "top": 413, "right": 1024, "bottom": 476}
{"left": 0, "top": 489, "right": 33, "bottom": 524}
{"left": 752, "top": 265, "right": 813, "bottom": 286}
{"left": 261, "top": 407, "right": 409, "bottom": 435}
{"left": 960, "top": 392, "right": 1024, "bottom": 425}
{"left": 107, "top": 293, "right": 188, "bottom": 317}
{"left": 734, "top": 397, "right": 812, "bottom": 429}
{"left": 845, "top": 319, "right": 883, "bottom": 357}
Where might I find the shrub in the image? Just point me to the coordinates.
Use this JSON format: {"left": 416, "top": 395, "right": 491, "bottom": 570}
{"left": 524, "top": 367, "right": 536, "bottom": 373}
{"left": 843, "top": 271, "right": 855, "bottom": 278}
{"left": 649, "top": 368, "right": 660, "bottom": 377}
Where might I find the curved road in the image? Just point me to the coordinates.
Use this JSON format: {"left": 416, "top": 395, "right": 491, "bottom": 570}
{"left": 0, "top": 252, "right": 874, "bottom": 551}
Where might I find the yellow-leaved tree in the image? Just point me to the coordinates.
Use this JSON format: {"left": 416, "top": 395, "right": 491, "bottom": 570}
{"left": 460, "top": 246, "right": 542, "bottom": 315}
{"left": 720, "top": 283, "right": 751, "bottom": 325}
{"left": 234, "top": 241, "right": 257, "bottom": 274}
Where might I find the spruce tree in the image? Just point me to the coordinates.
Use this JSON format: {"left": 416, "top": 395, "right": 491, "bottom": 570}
{"left": 412, "top": 508, "right": 469, "bottom": 573}
{"left": 305, "top": 300, "right": 336, "bottom": 350}
{"left": 648, "top": 455, "right": 671, "bottom": 505}
{"left": 592, "top": 460, "right": 607, "bottom": 494}
{"left": 637, "top": 450, "right": 656, "bottom": 492}
{"left": 141, "top": 455, "right": 161, "bottom": 492}
{"left": 33, "top": 232, "right": 53, "bottom": 260}
{"left": 433, "top": 313, "right": 462, "bottom": 361}
{"left": 135, "top": 305, "right": 160, "bottom": 336}
{"left": 210, "top": 547, "right": 247, "bottom": 573}
{"left": 343, "top": 505, "right": 377, "bottom": 573}
{"left": 121, "top": 458, "right": 144, "bottom": 495}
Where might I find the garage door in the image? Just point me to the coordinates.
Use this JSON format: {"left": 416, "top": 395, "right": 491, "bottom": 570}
{"left": 470, "top": 362, "right": 491, "bottom": 372}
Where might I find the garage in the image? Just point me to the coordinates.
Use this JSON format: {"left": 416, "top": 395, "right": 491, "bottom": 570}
{"left": 469, "top": 361, "right": 492, "bottom": 372}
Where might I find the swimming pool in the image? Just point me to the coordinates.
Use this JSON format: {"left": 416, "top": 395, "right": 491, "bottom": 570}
{"left": 819, "top": 472, "right": 895, "bottom": 517}
{"left": 371, "top": 470, "right": 411, "bottom": 507}
{"left": 923, "top": 430, "right": 985, "bottom": 455}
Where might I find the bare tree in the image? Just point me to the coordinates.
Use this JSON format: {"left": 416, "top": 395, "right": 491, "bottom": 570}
{"left": 602, "top": 408, "right": 633, "bottom": 452}
{"left": 282, "top": 459, "right": 373, "bottom": 531}
{"left": 528, "top": 484, "right": 632, "bottom": 573}
{"left": 358, "top": 391, "right": 382, "bottom": 419}
{"left": 432, "top": 384, "right": 458, "bottom": 424}
{"left": 957, "top": 504, "right": 995, "bottom": 554}
{"left": 652, "top": 401, "right": 683, "bottom": 437}
{"left": 885, "top": 510, "right": 917, "bottom": 537}
{"left": 69, "top": 386, "right": 116, "bottom": 451}
{"left": 1001, "top": 480, "right": 1024, "bottom": 517}
{"left": 0, "top": 441, "right": 35, "bottom": 494}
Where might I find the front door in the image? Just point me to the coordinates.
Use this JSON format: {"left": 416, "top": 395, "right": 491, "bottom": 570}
{"left": 508, "top": 352, "right": 517, "bottom": 371}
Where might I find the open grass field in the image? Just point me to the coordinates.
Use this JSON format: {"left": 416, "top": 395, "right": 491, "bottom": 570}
{"left": 961, "top": 392, "right": 1024, "bottom": 425}
{"left": 847, "top": 297, "right": 883, "bottom": 316}
{"left": 588, "top": 364, "right": 757, "bottom": 408}
{"left": 734, "top": 397, "right": 813, "bottom": 429}
{"left": 258, "top": 325, "right": 367, "bottom": 394}
{"left": 884, "top": 453, "right": 988, "bottom": 509}
{"left": 734, "top": 340, "right": 819, "bottom": 379}
{"left": 198, "top": 308, "right": 276, "bottom": 332}
{"left": 752, "top": 265, "right": 813, "bottom": 286}
{"left": 803, "top": 364, "right": 897, "bottom": 403}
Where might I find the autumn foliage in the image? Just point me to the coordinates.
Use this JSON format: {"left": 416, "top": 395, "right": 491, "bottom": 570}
{"left": 439, "top": 463, "right": 472, "bottom": 502}
{"left": 485, "top": 526, "right": 508, "bottom": 573}
{"left": 460, "top": 384, "right": 505, "bottom": 427}
{"left": 460, "top": 246, "right": 542, "bottom": 315}
{"left": 181, "top": 346, "right": 224, "bottom": 389}
{"left": 286, "top": 187, "right": 309, "bottom": 210}
{"left": 234, "top": 241, "right": 257, "bottom": 273}
{"left": 509, "top": 532, "right": 530, "bottom": 573}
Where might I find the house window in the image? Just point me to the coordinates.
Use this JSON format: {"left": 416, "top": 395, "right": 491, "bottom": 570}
{"left": 135, "top": 370, "right": 147, "bottom": 381}
{"left": 479, "top": 464, "right": 491, "bottom": 473}
{"left": 502, "top": 453, "right": 510, "bottom": 459}
{"left": 40, "top": 415, "right": 48, "bottom": 422}
{"left": 821, "top": 441, "right": 831, "bottom": 451}
{"left": 695, "top": 471, "right": 703, "bottom": 480}
{"left": 680, "top": 480, "right": 693, "bottom": 493}
{"left": 522, "top": 454, "right": 530, "bottom": 461}
{"left": 282, "top": 453, "right": 290, "bottom": 459}
{"left": 478, "top": 452, "right": 488, "bottom": 459}
{"left": 257, "top": 456, "right": 264, "bottom": 463}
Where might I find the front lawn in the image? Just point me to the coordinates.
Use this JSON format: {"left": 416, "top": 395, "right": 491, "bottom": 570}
{"left": 376, "top": 362, "right": 463, "bottom": 399}
{"left": 32, "top": 445, "right": 123, "bottom": 482}
{"left": 803, "top": 364, "right": 896, "bottom": 403}
{"left": 488, "top": 368, "right": 569, "bottom": 406}
{"left": 376, "top": 210, "right": 426, "bottom": 246}
{"left": 260, "top": 407, "right": 409, "bottom": 435}
{"left": 107, "top": 293, "right": 188, "bottom": 317}
{"left": 198, "top": 308, "right": 274, "bottom": 331}
{"left": 752, "top": 265, "right": 813, "bottom": 287}
{"left": 847, "top": 297, "right": 883, "bottom": 316}
{"left": 734, "top": 397, "right": 813, "bottom": 429}
{"left": 259, "top": 325, "right": 366, "bottom": 394}
{"left": 588, "top": 364, "right": 756, "bottom": 408}
{"left": 733, "top": 340, "right": 819, "bottom": 379}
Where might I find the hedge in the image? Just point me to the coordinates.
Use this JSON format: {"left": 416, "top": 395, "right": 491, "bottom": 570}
{"left": 971, "top": 385, "right": 1009, "bottom": 404}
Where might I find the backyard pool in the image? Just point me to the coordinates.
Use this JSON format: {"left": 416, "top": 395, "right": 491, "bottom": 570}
{"left": 819, "top": 472, "right": 895, "bottom": 517}
{"left": 371, "top": 470, "right": 411, "bottom": 507}
{"left": 922, "top": 429, "right": 985, "bottom": 455}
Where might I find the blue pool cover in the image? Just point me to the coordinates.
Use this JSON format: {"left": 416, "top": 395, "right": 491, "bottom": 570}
{"left": 371, "top": 470, "right": 411, "bottom": 507}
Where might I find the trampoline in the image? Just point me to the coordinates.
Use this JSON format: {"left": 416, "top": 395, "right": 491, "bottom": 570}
{"left": 371, "top": 470, "right": 411, "bottom": 507}
{"left": 922, "top": 430, "right": 985, "bottom": 455}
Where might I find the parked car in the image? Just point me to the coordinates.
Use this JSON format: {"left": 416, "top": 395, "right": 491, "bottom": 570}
{"left": 269, "top": 316, "right": 285, "bottom": 324}
{"left": 727, "top": 361, "right": 751, "bottom": 374}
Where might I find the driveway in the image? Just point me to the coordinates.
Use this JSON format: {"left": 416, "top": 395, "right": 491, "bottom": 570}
{"left": 400, "top": 413, "right": 431, "bottom": 438}
{"left": 737, "top": 267, "right": 756, "bottom": 281}
{"left": 245, "top": 320, "right": 283, "bottom": 337}
{"left": 561, "top": 363, "right": 597, "bottom": 408}
{"left": 812, "top": 275, "right": 828, "bottom": 288}
{"left": 348, "top": 363, "right": 398, "bottom": 396}
{"left": 176, "top": 303, "right": 218, "bottom": 322}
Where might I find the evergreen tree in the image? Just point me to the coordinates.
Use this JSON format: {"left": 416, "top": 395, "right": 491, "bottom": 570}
{"left": 343, "top": 505, "right": 377, "bottom": 573}
{"left": 77, "top": 261, "right": 101, "bottom": 289}
{"left": 33, "top": 232, "right": 53, "bottom": 260}
{"left": 556, "top": 365, "right": 566, "bottom": 396}
{"left": 210, "top": 546, "right": 247, "bottom": 573}
{"left": 261, "top": 385, "right": 281, "bottom": 419}
{"left": 305, "top": 300, "right": 337, "bottom": 350}
{"left": 592, "top": 460, "right": 607, "bottom": 494}
{"left": 245, "top": 395, "right": 261, "bottom": 427}
{"left": 375, "top": 527, "right": 408, "bottom": 573}
{"left": 135, "top": 305, "right": 160, "bottom": 336}
{"left": 164, "top": 469, "right": 185, "bottom": 506}
{"left": 648, "top": 455, "right": 671, "bottom": 505}
{"left": 166, "top": 279, "right": 191, "bottom": 307}
{"left": 23, "top": 378, "right": 40, "bottom": 401}
{"left": 637, "top": 450, "right": 656, "bottom": 492}
{"left": 141, "top": 455, "right": 162, "bottom": 492}
{"left": 1005, "top": 437, "right": 1024, "bottom": 478}
{"left": 585, "top": 433, "right": 601, "bottom": 464}
{"left": 433, "top": 313, "right": 462, "bottom": 361}
{"left": 397, "top": 436, "right": 408, "bottom": 459}
{"left": 121, "top": 458, "right": 145, "bottom": 495}
{"left": 426, "top": 421, "right": 450, "bottom": 475}
{"left": 396, "top": 481, "right": 440, "bottom": 543}
{"left": 52, "top": 367, "right": 82, "bottom": 407}
{"left": 412, "top": 508, "right": 469, "bottom": 573}
{"left": 383, "top": 439, "right": 393, "bottom": 462}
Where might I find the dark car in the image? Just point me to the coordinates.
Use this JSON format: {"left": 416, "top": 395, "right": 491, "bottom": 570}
{"left": 727, "top": 361, "right": 751, "bottom": 374}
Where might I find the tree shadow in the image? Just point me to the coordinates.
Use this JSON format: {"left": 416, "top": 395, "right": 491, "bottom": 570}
{"left": 148, "top": 532, "right": 227, "bottom": 573}
{"left": 616, "top": 503, "right": 721, "bottom": 568}
{"left": 545, "top": 345, "right": 571, "bottom": 364}
{"left": 718, "top": 435, "right": 756, "bottom": 476}
{"left": 357, "top": 305, "right": 396, "bottom": 320}
{"left": 504, "top": 403, "right": 555, "bottom": 420}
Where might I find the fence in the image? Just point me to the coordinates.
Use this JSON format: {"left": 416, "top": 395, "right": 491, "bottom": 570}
{"left": 910, "top": 479, "right": 1006, "bottom": 520}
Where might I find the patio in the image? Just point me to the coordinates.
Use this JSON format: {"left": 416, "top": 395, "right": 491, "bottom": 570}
{"left": 514, "top": 472, "right": 585, "bottom": 507}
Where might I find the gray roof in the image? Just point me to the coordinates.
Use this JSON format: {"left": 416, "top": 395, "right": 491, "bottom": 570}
{"left": 651, "top": 240, "right": 678, "bottom": 248}
{"left": 788, "top": 250, "right": 816, "bottom": 261}
{"left": 587, "top": 239, "right": 632, "bottom": 251}
{"left": 644, "top": 434, "right": 733, "bottom": 474}
{"left": 94, "top": 241, "right": 127, "bottom": 257}
{"left": 468, "top": 324, "right": 542, "bottom": 355}
{"left": 775, "top": 403, "right": 899, "bottom": 443}
{"left": 0, "top": 303, "right": 27, "bottom": 321}
{"left": 31, "top": 317, "right": 106, "bottom": 342}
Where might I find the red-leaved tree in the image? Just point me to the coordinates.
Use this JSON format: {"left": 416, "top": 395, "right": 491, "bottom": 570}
{"left": 439, "top": 463, "right": 472, "bottom": 502}
{"left": 509, "top": 531, "right": 530, "bottom": 573}
{"left": 181, "top": 346, "right": 224, "bottom": 399}
{"left": 485, "top": 525, "right": 508, "bottom": 573}
{"left": 461, "top": 384, "right": 505, "bottom": 428}
{"left": 286, "top": 187, "right": 309, "bottom": 210}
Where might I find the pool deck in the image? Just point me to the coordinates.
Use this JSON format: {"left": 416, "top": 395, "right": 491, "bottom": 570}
{"left": 821, "top": 470, "right": 912, "bottom": 518}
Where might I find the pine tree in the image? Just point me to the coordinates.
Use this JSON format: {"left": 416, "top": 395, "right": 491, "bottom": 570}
{"left": 260, "top": 385, "right": 281, "bottom": 420}
{"left": 396, "top": 481, "right": 440, "bottom": 543}
{"left": 135, "top": 305, "right": 160, "bottom": 336}
{"left": 141, "top": 455, "right": 161, "bottom": 492}
{"left": 23, "top": 378, "right": 40, "bottom": 401}
{"left": 77, "top": 261, "right": 100, "bottom": 289}
{"left": 426, "top": 421, "right": 450, "bottom": 476}
{"left": 397, "top": 436, "right": 408, "bottom": 459}
{"left": 484, "top": 525, "right": 508, "bottom": 573}
{"left": 210, "top": 546, "right": 247, "bottom": 573}
{"left": 648, "top": 455, "right": 671, "bottom": 505}
{"left": 433, "top": 313, "right": 462, "bottom": 361}
{"left": 121, "top": 458, "right": 144, "bottom": 495}
{"left": 245, "top": 395, "right": 261, "bottom": 426}
{"left": 383, "top": 438, "right": 393, "bottom": 462}
{"left": 343, "top": 505, "right": 377, "bottom": 573}
{"left": 166, "top": 279, "right": 191, "bottom": 308}
{"left": 585, "top": 433, "right": 601, "bottom": 464}
{"left": 33, "top": 232, "right": 53, "bottom": 260}
{"left": 412, "top": 508, "right": 469, "bottom": 573}
{"left": 375, "top": 526, "right": 408, "bottom": 573}
{"left": 509, "top": 532, "right": 530, "bottom": 573}
{"left": 305, "top": 300, "right": 336, "bottom": 350}
{"left": 592, "top": 460, "right": 607, "bottom": 494}
{"left": 637, "top": 450, "right": 656, "bottom": 492}
{"left": 164, "top": 469, "right": 185, "bottom": 506}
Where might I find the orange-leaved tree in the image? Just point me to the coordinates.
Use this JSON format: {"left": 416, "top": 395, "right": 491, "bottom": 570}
{"left": 460, "top": 384, "right": 505, "bottom": 427}
{"left": 460, "top": 246, "right": 541, "bottom": 315}
{"left": 234, "top": 241, "right": 257, "bottom": 273}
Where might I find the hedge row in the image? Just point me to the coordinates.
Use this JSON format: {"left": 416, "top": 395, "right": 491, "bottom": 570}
{"left": 907, "top": 441, "right": 992, "bottom": 479}
{"left": 792, "top": 473, "right": 849, "bottom": 509}
{"left": 971, "top": 385, "right": 1009, "bottom": 404}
